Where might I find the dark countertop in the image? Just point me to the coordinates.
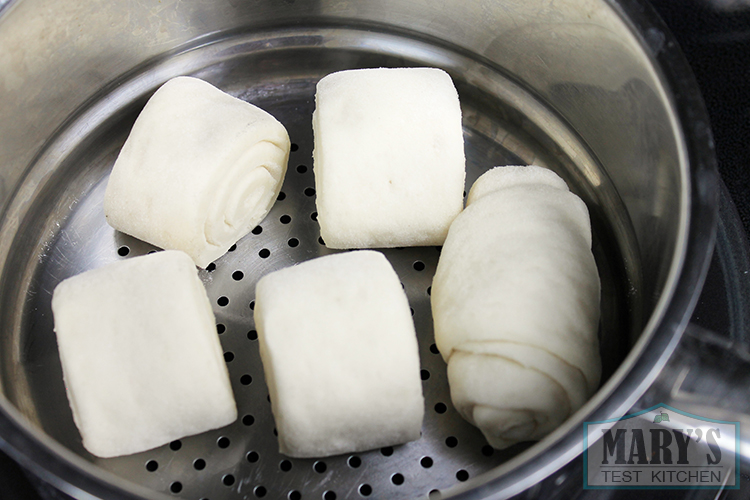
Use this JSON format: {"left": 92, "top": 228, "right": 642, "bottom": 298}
{"left": 649, "top": 0, "right": 750, "bottom": 235}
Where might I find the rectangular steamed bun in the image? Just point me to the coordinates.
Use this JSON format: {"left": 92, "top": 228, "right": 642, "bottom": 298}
{"left": 254, "top": 250, "right": 424, "bottom": 457}
{"left": 104, "top": 76, "right": 290, "bottom": 268}
{"left": 51, "top": 250, "right": 237, "bottom": 458}
{"left": 312, "top": 68, "right": 465, "bottom": 248}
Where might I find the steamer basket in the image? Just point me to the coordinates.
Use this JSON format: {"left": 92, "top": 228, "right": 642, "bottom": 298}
{"left": 0, "top": 1, "right": 717, "bottom": 499}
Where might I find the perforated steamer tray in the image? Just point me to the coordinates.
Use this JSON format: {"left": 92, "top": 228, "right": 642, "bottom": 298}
{"left": 2, "top": 26, "right": 636, "bottom": 500}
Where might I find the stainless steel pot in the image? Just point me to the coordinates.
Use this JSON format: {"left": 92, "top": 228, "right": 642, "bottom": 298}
{"left": 0, "top": 0, "right": 719, "bottom": 499}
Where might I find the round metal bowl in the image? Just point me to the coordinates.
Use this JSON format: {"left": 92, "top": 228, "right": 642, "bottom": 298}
{"left": 0, "top": 0, "right": 717, "bottom": 498}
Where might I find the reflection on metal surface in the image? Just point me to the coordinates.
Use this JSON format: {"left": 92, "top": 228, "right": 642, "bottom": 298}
{"left": 699, "top": 0, "right": 750, "bottom": 12}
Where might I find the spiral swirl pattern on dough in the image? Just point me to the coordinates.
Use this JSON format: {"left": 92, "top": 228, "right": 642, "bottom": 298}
{"left": 104, "top": 77, "right": 290, "bottom": 267}
{"left": 431, "top": 165, "right": 601, "bottom": 449}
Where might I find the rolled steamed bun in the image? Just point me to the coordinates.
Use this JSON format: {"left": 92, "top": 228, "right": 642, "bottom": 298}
{"left": 312, "top": 67, "right": 465, "bottom": 248}
{"left": 254, "top": 250, "right": 424, "bottom": 458}
{"left": 51, "top": 251, "right": 237, "bottom": 458}
{"left": 431, "top": 165, "right": 601, "bottom": 449}
{"left": 104, "top": 76, "right": 290, "bottom": 268}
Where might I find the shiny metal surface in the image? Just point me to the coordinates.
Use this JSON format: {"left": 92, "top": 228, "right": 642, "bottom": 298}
{"left": 0, "top": 1, "right": 717, "bottom": 499}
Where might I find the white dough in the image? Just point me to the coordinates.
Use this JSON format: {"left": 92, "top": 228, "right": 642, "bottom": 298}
{"left": 465, "top": 164, "right": 570, "bottom": 206}
{"left": 51, "top": 250, "right": 237, "bottom": 458}
{"left": 104, "top": 76, "right": 290, "bottom": 268}
{"left": 431, "top": 165, "right": 601, "bottom": 449}
{"left": 254, "top": 250, "right": 424, "bottom": 457}
{"left": 312, "top": 67, "right": 465, "bottom": 248}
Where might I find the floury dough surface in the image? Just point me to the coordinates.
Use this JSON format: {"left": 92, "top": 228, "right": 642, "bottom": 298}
{"left": 312, "top": 67, "right": 465, "bottom": 248}
{"left": 51, "top": 250, "right": 237, "bottom": 458}
{"left": 254, "top": 250, "right": 424, "bottom": 458}
{"left": 431, "top": 165, "right": 601, "bottom": 449}
{"left": 104, "top": 76, "right": 290, "bottom": 268}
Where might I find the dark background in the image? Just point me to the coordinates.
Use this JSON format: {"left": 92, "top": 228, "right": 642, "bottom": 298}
{"left": 0, "top": 0, "right": 748, "bottom": 498}
{"left": 649, "top": 0, "right": 750, "bottom": 233}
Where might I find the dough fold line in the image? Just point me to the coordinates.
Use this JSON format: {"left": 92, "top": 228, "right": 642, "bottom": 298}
{"left": 451, "top": 344, "right": 587, "bottom": 417}
{"left": 204, "top": 140, "right": 285, "bottom": 247}
{"left": 448, "top": 350, "right": 574, "bottom": 449}
{"left": 450, "top": 340, "right": 594, "bottom": 395}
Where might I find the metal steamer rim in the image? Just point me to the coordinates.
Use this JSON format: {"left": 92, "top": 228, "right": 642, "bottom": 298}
{"left": 8, "top": 25, "right": 633, "bottom": 500}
